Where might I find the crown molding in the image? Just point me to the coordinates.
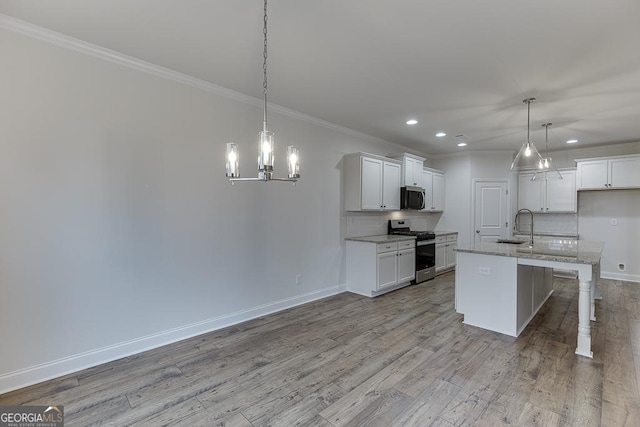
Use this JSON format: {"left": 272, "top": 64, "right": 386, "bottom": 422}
{"left": 0, "top": 13, "right": 400, "bottom": 149}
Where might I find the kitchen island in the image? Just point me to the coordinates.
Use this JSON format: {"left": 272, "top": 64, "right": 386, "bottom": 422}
{"left": 455, "top": 239, "right": 604, "bottom": 358}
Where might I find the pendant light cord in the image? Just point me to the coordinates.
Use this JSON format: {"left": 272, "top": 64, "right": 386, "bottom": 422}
{"left": 263, "top": 0, "right": 268, "bottom": 131}
{"left": 542, "top": 122, "right": 552, "bottom": 156}
{"left": 524, "top": 98, "right": 535, "bottom": 142}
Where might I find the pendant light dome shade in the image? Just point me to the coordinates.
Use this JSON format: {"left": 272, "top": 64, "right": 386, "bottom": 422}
{"left": 510, "top": 98, "right": 543, "bottom": 172}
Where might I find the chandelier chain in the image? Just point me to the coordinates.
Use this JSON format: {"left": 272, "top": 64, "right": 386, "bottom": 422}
{"left": 263, "top": 0, "right": 268, "bottom": 128}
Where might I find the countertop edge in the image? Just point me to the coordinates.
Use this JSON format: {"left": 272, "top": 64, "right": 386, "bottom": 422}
{"left": 455, "top": 241, "right": 605, "bottom": 266}
{"left": 345, "top": 235, "right": 417, "bottom": 244}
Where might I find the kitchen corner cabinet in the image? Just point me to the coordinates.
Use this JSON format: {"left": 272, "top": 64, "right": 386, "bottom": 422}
{"left": 518, "top": 169, "right": 576, "bottom": 213}
{"left": 344, "top": 153, "right": 402, "bottom": 211}
{"left": 422, "top": 169, "right": 445, "bottom": 211}
{"left": 436, "top": 233, "right": 457, "bottom": 274}
{"left": 346, "top": 240, "right": 416, "bottom": 297}
{"left": 576, "top": 155, "right": 640, "bottom": 190}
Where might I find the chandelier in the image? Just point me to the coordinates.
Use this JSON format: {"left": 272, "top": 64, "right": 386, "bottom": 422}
{"left": 225, "top": 0, "right": 300, "bottom": 184}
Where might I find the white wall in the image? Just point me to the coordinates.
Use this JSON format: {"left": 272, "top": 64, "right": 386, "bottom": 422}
{"left": 433, "top": 151, "right": 514, "bottom": 246}
{"left": 578, "top": 190, "right": 640, "bottom": 281}
{"left": 0, "top": 25, "right": 421, "bottom": 392}
{"left": 550, "top": 142, "right": 640, "bottom": 280}
{"left": 430, "top": 154, "right": 471, "bottom": 244}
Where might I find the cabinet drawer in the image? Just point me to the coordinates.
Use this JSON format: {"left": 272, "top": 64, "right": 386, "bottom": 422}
{"left": 436, "top": 236, "right": 447, "bottom": 244}
{"left": 377, "top": 242, "right": 398, "bottom": 253}
{"left": 446, "top": 234, "right": 458, "bottom": 242}
{"left": 397, "top": 240, "right": 415, "bottom": 250}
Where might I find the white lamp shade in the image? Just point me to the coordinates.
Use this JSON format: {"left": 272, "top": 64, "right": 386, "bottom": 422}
{"left": 287, "top": 145, "right": 300, "bottom": 178}
{"left": 531, "top": 157, "right": 563, "bottom": 181}
{"left": 510, "top": 140, "right": 543, "bottom": 171}
{"left": 226, "top": 143, "right": 239, "bottom": 178}
{"left": 258, "top": 131, "right": 274, "bottom": 172}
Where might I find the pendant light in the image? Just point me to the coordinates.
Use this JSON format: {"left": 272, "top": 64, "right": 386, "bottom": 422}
{"left": 510, "top": 98, "right": 543, "bottom": 172}
{"left": 531, "top": 123, "right": 563, "bottom": 181}
{"left": 225, "top": 0, "right": 300, "bottom": 185}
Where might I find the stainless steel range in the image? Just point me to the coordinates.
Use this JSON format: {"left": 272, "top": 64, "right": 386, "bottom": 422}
{"left": 388, "top": 219, "right": 436, "bottom": 283}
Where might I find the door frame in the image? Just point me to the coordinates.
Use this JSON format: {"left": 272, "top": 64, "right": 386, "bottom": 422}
{"left": 471, "top": 178, "right": 511, "bottom": 244}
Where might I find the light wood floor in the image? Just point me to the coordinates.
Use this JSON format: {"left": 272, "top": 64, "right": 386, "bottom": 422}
{"left": 2, "top": 272, "right": 640, "bottom": 426}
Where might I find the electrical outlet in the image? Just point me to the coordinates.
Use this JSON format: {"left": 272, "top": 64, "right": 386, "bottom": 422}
{"left": 295, "top": 274, "right": 302, "bottom": 285}
{"left": 611, "top": 218, "right": 618, "bottom": 226}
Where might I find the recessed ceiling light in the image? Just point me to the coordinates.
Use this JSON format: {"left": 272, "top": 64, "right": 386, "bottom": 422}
{"left": 406, "top": 119, "right": 418, "bottom": 125}
{"left": 566, "top": 139, "right": 578, "bottom": 144}
{"left": 436, "top": 132, "right": 446, "bottom": 137}
{"left": 457, "top": 142, "right": 467, "bottom": 147}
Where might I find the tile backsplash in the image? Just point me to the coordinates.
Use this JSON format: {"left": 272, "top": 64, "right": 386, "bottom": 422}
{"left": 345, "top": 211, "right": 441, "bottom": 238}
{"left": 515, "top": 213, "right": 578, "bottom": 235}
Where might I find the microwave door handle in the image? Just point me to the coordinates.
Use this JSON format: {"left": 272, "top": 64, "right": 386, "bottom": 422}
{"left": 419, "top": 191, "right": 425, "bottom": 209}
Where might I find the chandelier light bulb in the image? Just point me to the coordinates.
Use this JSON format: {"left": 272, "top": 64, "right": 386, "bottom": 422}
{"left": 262, "top": 141, "right": 272, "bottom": 155}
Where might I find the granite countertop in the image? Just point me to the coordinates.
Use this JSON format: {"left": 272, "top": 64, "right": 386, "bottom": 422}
{"left": 455, "top": 239, "right": 604, "bottom": 265}
{"left": 513, "top": 231, "right": 578, "bottom": 239}
{"left": 435, "top": 231, "right": 458, "bottom": 236}
{"left": 345, "top": 235, "right": 416, "bottom": 244}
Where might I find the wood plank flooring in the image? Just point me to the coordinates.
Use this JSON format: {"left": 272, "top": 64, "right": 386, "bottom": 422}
{"left": 2, "top": 272, "right": 639, "bottom": 426}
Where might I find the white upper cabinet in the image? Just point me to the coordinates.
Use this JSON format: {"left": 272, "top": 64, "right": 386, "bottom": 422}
{"left": 576, "top": 155, "right": 640, "bottom": 190}
{"left": 403, "top": 156, "right": 424, "bottom": 187}
{"left": 422, "top": 169, "right": 445, "bottom": 211}
{"left": 431, "top": 172, "right": 445, "bottom": 211}
{"left": 388, "top": 153, "right": 425, "bottom": 188}
{"left": 344, "top": 153, "right": 402, "bottom": 211}
{"left": 382, "top": 161, "right": 402, "bottom": 210}
{"left": 546, "top": 170, "right": 577, "bottom": 212}
{"left": 518, "top": 169, "right": 576, "bottom": 213}
{"left": 361, "top": 156, "right": 384, "bottom": 210}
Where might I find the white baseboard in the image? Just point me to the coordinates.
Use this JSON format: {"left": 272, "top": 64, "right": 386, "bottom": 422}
{"left": 601, "top": 271, "right": 640, "bottom": 283}
{"left": 0, "top": 284, "right": 346, "bottom": 394}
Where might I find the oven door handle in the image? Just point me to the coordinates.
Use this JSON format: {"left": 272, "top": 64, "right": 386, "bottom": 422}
{"left": 417, "top": 239, "right": 436, "bottom": 246}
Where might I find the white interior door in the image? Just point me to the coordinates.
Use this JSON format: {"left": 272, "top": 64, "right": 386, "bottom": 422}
{"left": 474, "top": 180, "right": 509, "bottom": 243}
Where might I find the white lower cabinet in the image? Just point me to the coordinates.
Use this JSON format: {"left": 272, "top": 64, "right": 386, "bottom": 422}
{"left": 436, "top": 233, "right": 458, "bottom": 274}
{"left": 347, "top": 239, "right": 416, "bottom": 297}
{"left": 397, "top": 247, "right": 417, "bottom": 284}
{"left": 456, "top": 252, "right": 554, "bottom": 337}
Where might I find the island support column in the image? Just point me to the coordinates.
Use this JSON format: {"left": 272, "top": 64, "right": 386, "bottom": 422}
{"left": 576, "top": 264, "right": 594, "bottom": 358}
{"left": 591, "top": 262, "right": 602, "bottom": 319}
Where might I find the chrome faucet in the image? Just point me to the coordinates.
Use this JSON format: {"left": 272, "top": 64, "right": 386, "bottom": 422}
{"left": 515, "top": 208, "right": 534, "bottom": 247}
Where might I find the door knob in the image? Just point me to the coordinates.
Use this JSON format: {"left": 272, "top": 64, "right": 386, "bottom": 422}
{"left": 476, "top": 230, "right": 480, "bottom": 234}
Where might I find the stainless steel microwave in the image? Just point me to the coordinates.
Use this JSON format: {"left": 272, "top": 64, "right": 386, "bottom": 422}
{"left": 400, "top": 186, "right": 425, "bottom": 210}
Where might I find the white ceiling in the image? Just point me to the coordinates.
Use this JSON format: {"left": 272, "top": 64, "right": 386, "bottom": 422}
{"left": 2, "top": 0, "right": 640, "bottom": 155}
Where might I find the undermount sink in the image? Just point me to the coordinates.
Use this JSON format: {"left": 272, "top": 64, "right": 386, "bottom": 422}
{"left": 496, "top": 239, "right": 528, "bottom": 245}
